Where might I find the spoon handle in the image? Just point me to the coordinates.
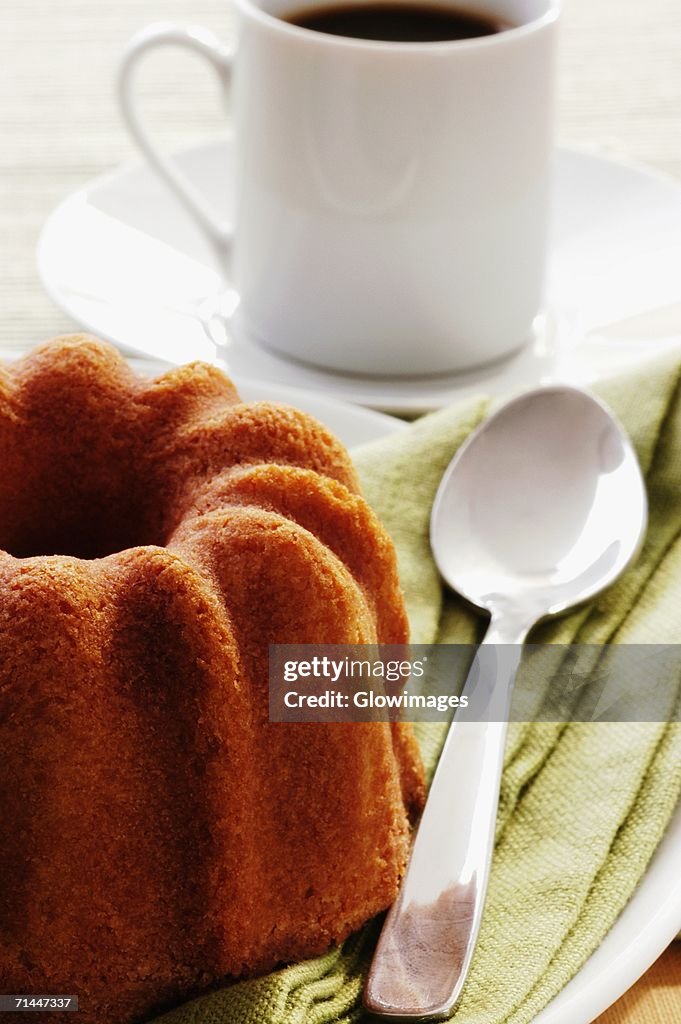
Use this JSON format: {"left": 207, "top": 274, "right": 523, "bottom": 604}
{"left": 364, "top": 623, "right": 525, "bottom": 1021}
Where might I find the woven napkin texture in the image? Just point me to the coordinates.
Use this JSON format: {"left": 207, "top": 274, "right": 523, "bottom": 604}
{"left": 153, "top": 357, "right": 681, "bottom": 1024}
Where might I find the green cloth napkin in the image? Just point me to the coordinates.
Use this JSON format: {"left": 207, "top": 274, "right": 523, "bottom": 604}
{"left": 153, "top": 357, "right": 681, "bottom": 1024}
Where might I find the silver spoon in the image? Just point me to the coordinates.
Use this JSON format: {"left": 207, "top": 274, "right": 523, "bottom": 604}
{"left": 364, "top": 385, "right": 647, "bottom": 1021}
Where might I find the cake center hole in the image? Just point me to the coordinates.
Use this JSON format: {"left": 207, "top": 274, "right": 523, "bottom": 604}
{"left": 0, "top": 457, "right": 165, "bottom": 560}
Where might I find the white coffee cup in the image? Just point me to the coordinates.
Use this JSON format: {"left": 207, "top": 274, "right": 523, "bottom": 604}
{"left": 119, "top": 0, "right": 559, "bottom": 377}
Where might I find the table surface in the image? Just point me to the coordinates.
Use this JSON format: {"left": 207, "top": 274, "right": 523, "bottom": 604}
{"left": 2, "top": 0, "right": 681, "bottom": 1020}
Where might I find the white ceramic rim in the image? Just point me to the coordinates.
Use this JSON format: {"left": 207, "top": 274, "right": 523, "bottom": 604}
{"left": 234, "top": 0, "right": 560, "bottom": 55}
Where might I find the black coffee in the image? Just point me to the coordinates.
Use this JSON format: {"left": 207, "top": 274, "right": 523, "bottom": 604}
{"left": 284, "top": 4, "right": 511, "bottom": 42}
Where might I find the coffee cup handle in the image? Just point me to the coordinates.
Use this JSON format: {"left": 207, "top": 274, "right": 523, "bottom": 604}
{"left": 118, "top": 25, "right": 233, "bottom": 262}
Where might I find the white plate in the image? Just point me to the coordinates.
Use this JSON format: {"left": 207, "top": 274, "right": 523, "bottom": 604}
{"left": 38, "top": 141, "right": 681, "bottom": 414}
{"left": 130, "top": 364, "right": 681, "bottom": 1024}
{"left": 3, "top": 343, "right": 680, "bottom": 1022}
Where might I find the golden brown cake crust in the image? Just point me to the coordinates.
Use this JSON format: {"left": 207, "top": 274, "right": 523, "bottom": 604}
{"left": 0, "top": 336, "right": 424, "bottom": 1024}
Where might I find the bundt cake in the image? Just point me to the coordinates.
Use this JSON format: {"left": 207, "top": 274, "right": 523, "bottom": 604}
{"left": 0, "top": 337, "right": 425, "bottom": 1024}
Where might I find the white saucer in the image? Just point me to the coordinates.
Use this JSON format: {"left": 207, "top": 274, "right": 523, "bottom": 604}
{"left": 39, "top": 138, "right": 681, "bottom": 413}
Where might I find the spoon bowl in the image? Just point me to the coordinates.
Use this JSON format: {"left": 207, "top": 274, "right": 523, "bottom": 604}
{"left": 365, "top": 385, "right": 648, "bottom": 1022}
{"left": 431, "top": 386, "right": 647, "bottom": 623}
